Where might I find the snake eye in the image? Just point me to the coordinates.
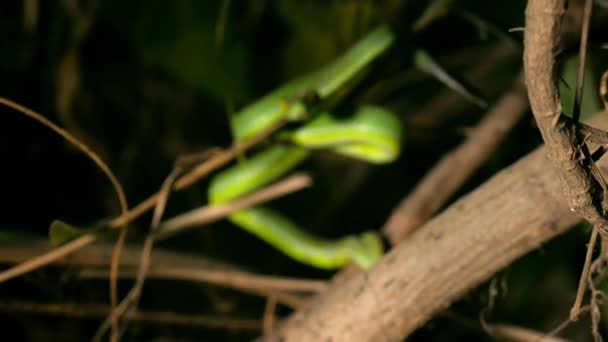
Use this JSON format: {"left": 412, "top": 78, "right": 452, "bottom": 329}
{"left": 302, "top": 89, "right": 320, "bottom": 106}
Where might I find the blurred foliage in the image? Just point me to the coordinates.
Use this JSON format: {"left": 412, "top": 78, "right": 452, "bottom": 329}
{"left": 560, "top": 54, "right": 603, "bottom": 119}
{"left": 0, "top": 0, "right": 606, "bottom": 341}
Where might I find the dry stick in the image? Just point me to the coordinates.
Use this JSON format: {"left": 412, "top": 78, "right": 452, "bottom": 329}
{"left": 246, "top": 290, "right": 308, "bottom": 310}
{"left": 0, "top": 235, "right": 98, "bottom": 283}
{"left": 81, "top": 265, "right": 328, "bottom": 295}
{"left": 95, "top": 167, "right": 183, "bottom": 342}
{"left": 572, "top": 227, "right": 599, "bottom": 320}
{"left": 478, "top": 313, "right": 572, "bottom": 342}
{"left": 81, "top": 267, "right": 311, "bottom": 310}
{"left": 383, "top": 73, "right": 528, "bottom": 244}
{"left": 262, "top": 296, "right": 278, "bottom": 336}
{"left": 158, "top": 173, "right": 313, "bottom": 238}
{"left": 0, "top": 119, "right": 285, "bottom": 284}
{"left": 601, "top": 71, "right": 608, "bottom": 109}
{"left": 579, "top": 122, "right": 608, "bottom": 145}
{"left": 587, "top": 256, "right": 608, "bottom": 342}
{"left": 484, "top": 323, "right": 571, "bottom": 342}
{"left": 572, "top": 0, "right": 593, "bottom": 124}
{"left": 109, "top": 227, "right": 126, "bottom": 342}
{"left": 0, "top": 301, "right": 261, "bottom": 332}
{"left": 82, "top": 272, "right": 310, "bottom": 311}
{"left": 0, "top": 242, "right": 231, "bottom": 270}
{"left": 542, "top": 305, "right": 592, "bottom": 342}
{"left": 0, "top": 242, "right": 328, "bottom": 295}
{"left": 446, "top": 309, "right": 575, "bottom": 342}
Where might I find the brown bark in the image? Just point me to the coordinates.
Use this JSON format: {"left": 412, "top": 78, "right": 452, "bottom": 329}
{"left": 258, "top": 2, "right": 608, "bottom": 340}
{"left": 261, "top": 119, "right": 608, "bottom": 340}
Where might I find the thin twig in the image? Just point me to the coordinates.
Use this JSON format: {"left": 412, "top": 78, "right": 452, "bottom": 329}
{"left": 262, "top": 296, "right": 278, "bottom": 336}
{"left": 109, "top": 228, "right": 126, "bottom": 342}
{"left": 484, "top": 322, "right": 571, "bottom": 342}
{"left": 0, "top": 242, "right": 230, "bottom": 269}
{"left": 80, "top": 267, "right": 328, "bottom": 295}
{"left": 95, "top": 167, "right": 183, "bottom": 342}
{"left": 158, "top": 173, "right": 313, "bottom": 238}
{"left": 600, "top": 71, "right": 608, "bottom": 109}
{"left": 588, "top": 253, "right": 608, "bottom": 342}
{"left": 542, "top": 305, "right": 591, "bottom": 342}
{"left": 0, "top": 301, "right": 261, "bottom": 332}
{"left": 0, "top": 235, "right": 97, "bottom": 283}
{"left": 572, "top": 0, "right": 593, "bottom": 124}
{"left": 248, "top": 290, "right": 309, "bottom": 310}
{"left": 578, "top": 121, "right": 608, "bottom": 145}
{"left": 0, "top": 242, "right": 328, "bottom": 294}
{"left": 81, "top": 269, "right": 313, "bottom": 310}
{"left": 571, "top": 225, "right": 599, "bottom": 320}
{"left": 444, "top": 305, "right": 586, "bottom": 342}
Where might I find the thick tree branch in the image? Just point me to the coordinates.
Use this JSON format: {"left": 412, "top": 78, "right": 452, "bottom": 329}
{"left": 264, "top": 122, "right": 603, "bottom": 340}
{"left": 263, "top": 101, "right": 608, "bottom": 341}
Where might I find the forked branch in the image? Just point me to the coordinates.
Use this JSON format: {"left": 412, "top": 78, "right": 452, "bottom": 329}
{"left": 524, "top": 0, "right": 608, "bottom": 229}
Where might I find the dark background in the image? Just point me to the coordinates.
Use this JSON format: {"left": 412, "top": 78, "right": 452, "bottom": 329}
{"left": 0, "top": 0, "right": 606, "bottom": 340}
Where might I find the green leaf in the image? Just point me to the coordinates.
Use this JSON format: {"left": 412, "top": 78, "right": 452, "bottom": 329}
{"left": 559, "top": 55, "right": 602, "bottom": 120}
{"left": 413, "top": 49, "right": 487, "bottom": 108}
{"left": 49, "top": 220, "right": 99, "bottom": 246}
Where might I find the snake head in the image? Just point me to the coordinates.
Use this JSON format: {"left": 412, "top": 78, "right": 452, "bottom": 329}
{"left": 282, "top": 89, "right": 321, "bottom": 122}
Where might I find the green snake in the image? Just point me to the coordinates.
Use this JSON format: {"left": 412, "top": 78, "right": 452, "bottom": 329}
{"left": 208, "top": 26, "right": 402, "bottom": 269}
